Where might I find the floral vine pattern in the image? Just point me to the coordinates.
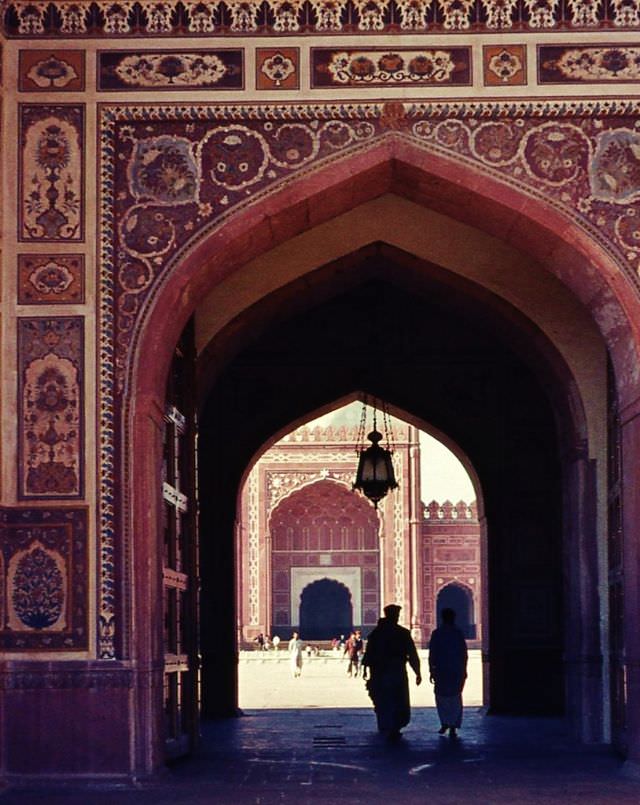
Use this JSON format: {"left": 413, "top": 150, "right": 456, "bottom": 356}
{"left": 18, "top": 317, "right": 83, "bottom": 499}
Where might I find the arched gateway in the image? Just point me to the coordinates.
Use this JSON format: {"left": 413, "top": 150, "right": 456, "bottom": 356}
{"left": 2, "top": 20, "right": 640, "bottom": 786}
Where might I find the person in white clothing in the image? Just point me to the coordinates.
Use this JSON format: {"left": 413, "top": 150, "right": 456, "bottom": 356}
{"left": 289, "top": 631, "right": 303, "bottom": 678}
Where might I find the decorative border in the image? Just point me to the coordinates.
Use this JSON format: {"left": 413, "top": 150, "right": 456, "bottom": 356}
{"left": 5, "top": 0, "right": 640, "bottom": 38}
{"left": 97, "top": 99, "right": 640, "bottom": 659}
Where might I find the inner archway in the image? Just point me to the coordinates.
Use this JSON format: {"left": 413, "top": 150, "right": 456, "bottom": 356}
{"left": 299, "top": 579, "right": 353, "bottom": 640}
{"left": 437, "top": 583, "right": 475, "bottom": 640}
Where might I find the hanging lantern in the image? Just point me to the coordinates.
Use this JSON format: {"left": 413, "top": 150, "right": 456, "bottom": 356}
{"left": 353, "top": 399, "right": 398, "bottom": 508}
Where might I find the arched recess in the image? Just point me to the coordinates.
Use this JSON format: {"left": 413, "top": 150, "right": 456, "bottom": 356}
{"left": 125, "top": 145, "right": 640, "bottom": 776}
{"left": 437, "top": 583, "right": 476, "bottom": 640}
{"left": 299, "top": 579, "right": 353, "bottom": 641}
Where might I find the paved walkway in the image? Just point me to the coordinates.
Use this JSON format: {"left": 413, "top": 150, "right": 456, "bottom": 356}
{"left": 2, "top": 657, "right": 639, "bottom": 804}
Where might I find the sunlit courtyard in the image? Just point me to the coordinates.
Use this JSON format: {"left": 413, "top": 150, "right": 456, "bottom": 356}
{"left": 239, "top": 648, "right": 483, "bottom": 710}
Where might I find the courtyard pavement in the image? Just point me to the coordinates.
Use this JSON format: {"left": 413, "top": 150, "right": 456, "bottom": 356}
{"left": 2, "top": 652, "right": 639, "bottom": 804}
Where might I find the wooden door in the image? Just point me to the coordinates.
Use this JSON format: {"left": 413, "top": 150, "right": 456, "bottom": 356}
{"left": 607, "top": 356, "right": 626, "bottom": 754}
{"left": 162, "top": 319, "right": 199, "bottom": 759}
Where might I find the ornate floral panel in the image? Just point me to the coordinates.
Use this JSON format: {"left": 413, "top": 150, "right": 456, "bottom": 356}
{"left": 311, "top": 47, "right": 472, "bottom": 88}
{"left": 18, "top": 317, "right": 84, "bottom": 499}
{"left": 18, "top": 50, "right": 85, "bottom": 92}
{"left": 4, "top": 0, "right": 640, "bottom": 37}
{"left": 19, "top": 104, "right": 84, "bottom": 242}
{"left": 0, "top": 506, "right": 88, "bottom": 650}
{"left": 98, "top": 49, "right": 244, "bottom": 91}
{"left": 538, "top": 45, "right": 640, "bottom": 84}
{"left": 17, "top": 254, "right": 85, "bottom": 304}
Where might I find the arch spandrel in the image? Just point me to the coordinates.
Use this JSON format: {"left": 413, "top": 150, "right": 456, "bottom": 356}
{"left": 110, "top": 102, "right": 636, "bottom": 671}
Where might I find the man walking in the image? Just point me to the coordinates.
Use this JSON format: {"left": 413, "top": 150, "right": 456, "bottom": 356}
{"left": 428, "top": 607, "right": 468, "bottom": 737}
{"left": 362, "top": 605, "right": 422, "bottom": 740}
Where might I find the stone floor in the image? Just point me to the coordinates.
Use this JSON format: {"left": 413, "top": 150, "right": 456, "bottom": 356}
{"left": 2, "top": 657, "right": 639, "bottom": 804}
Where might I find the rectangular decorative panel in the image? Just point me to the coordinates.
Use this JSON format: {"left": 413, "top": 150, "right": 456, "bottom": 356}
{"left": 0, "top": 507, "right": 88, "bottom": 650}
{"left": 256, "top": 48, "right": 299, "bottom": 90}
{"left": 18, "top": 254, "right": 85, "bottom": 305}
{"left": 19, "top": 50, "right": 85, "bottom": 92}
{"left": 17, "top": 317, "right": 84, "bottom": 499}
{"left": 483, "top": 45, "right": 527, "bottom": 86}
{"left": 98, "top": 49, "right": 244, "bottom": 91}
{"left": 19, "top": 104, "right": 84, "bottom": 242}
{"left": 311, "top": 47, "right": 471, "bottom": 88}
{"left": 538, "top": 45, "right": 640, "bottom": 84}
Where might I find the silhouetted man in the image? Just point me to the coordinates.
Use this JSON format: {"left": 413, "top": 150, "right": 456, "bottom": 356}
{"left": 428, "top": 607, "right": 468, "bottom": 737}
{"left": 362, "top": 604, "right": 421, "bottom": 739}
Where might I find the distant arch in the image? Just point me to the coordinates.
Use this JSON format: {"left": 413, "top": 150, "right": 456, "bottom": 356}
{"left": 437, "top": 583, "right": 475, "bottom": 639}
{"left": 299, "top": 579, "right": 353, "bottom": 641}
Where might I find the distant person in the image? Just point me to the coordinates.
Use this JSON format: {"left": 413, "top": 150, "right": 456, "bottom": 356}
{"left": 344, "top": 629, "right": 364, "bottom": 677}
{"left": 254, "top": 633, "right": 265, "bottom": 651}
{"left": 362, "top": 605, "right": 422, "bottom": 740}
{"left": 428, "top": 607, "right": 468, "bottom": 738}
{"left": 272, "top": 635, "right": 280, "bottom": 651}
{"left": 289, "top": 631, "right": 303, "bottom": 678}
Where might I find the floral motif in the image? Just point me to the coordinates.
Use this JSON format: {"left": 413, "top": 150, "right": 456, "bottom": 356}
{"left": 353, "top": 0, "right": 390, "bottom": 29}
{"left": 566, "top": 0, "right": 601, "bottom": 25}
{"left": 541, "top": 46, "right": 640, "bottom": 83}
{"left": 20, "top": 107, "right": 83, "bottom": 242}
{"left": 522, "top": 123, "right": 591, "bottom": 186}
{"left": 590, "top": 129, "right": 640, "bottom": 204}
{"left": 128, "top": 136, "right": 199, "bottom": 204}
{"left": 524, "top": 0, "right": 558, "bottom": 27}
{"left": 396, "top": 0, "right": 430, "bottom": 28}
{"left": 321, "top": 48, "right": 466, "bottom": 86}
{"left": 481, "top": 0, "right": 518, "bottom": 27}
{"left": 271, "top": 0, "right": 304, "bottom": 31}
{"left": 611, "top": 0, "right": 640, "bottom": 26}
{"left": 198, "top": 126, "right": 269, "bottom": 191}
{"left": 486, "top": 47, "right": 524, "bottom": 83}
{"left": 260, "top": 52, "right": 296, "bottom": 87}
{"left": 57, "top": 2, "right": 89, "bottom": 32}
{"left": 309, "top": 0, "right": 346, "bottom": 28}
{"left": 18, "top": 255, "right": 84, "bottom": 304}
{"left": 143, "top": 1, "right": 175, "bottom": 31}
{"left": 183, "top": 0, "right": 217, "bottom": 31}
{"left": 11, "top": 544, "right": 65, "bottom": 629}
{"left": 226, "top": 0, "right": 260, "bottom": 31}
{"left": 115, "top": 53, "right": 225, "bottom": 86}
{"left": 102, "top": 1, "right": 135, "bottom": 33}
{"left": 268, "top": 124, "right": 319, "bottom": 168}
{"left": 19, "top": 318, "right": 83, "bottom": 499}
{"left": 615, "top": 209, "right": 640, "bottom": 251}
{"left": 471, "top": 122, "right": 522, "bottom": 166}
{"left": 438, "top": 0, "right": 474, "bottom": 28}
{"left": 28, "top": 261, "right": 74, "bottom": 296}
{"left": 26, "top": 55, "right": 79, "bottom": 88}
{"left": 120, "top": 207, "right": 177, "bottom": 258}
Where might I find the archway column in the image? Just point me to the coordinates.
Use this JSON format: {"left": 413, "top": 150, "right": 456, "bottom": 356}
{"left": 621, "top": 396, "right": 640, "bottom": 776}
{"left": 562, "top": 447, "right": 603, "bottom": 743}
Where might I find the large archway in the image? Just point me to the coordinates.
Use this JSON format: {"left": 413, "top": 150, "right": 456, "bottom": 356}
{"left": 126, "top": 148, "right": 640, "bottom": 775}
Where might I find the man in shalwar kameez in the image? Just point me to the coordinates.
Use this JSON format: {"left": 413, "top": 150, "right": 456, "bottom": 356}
{"left": 362, "top": 605, "right": 422, "bottom": 740}
{"left": 428, "top": 607, "right": 468, "bottom": 737}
